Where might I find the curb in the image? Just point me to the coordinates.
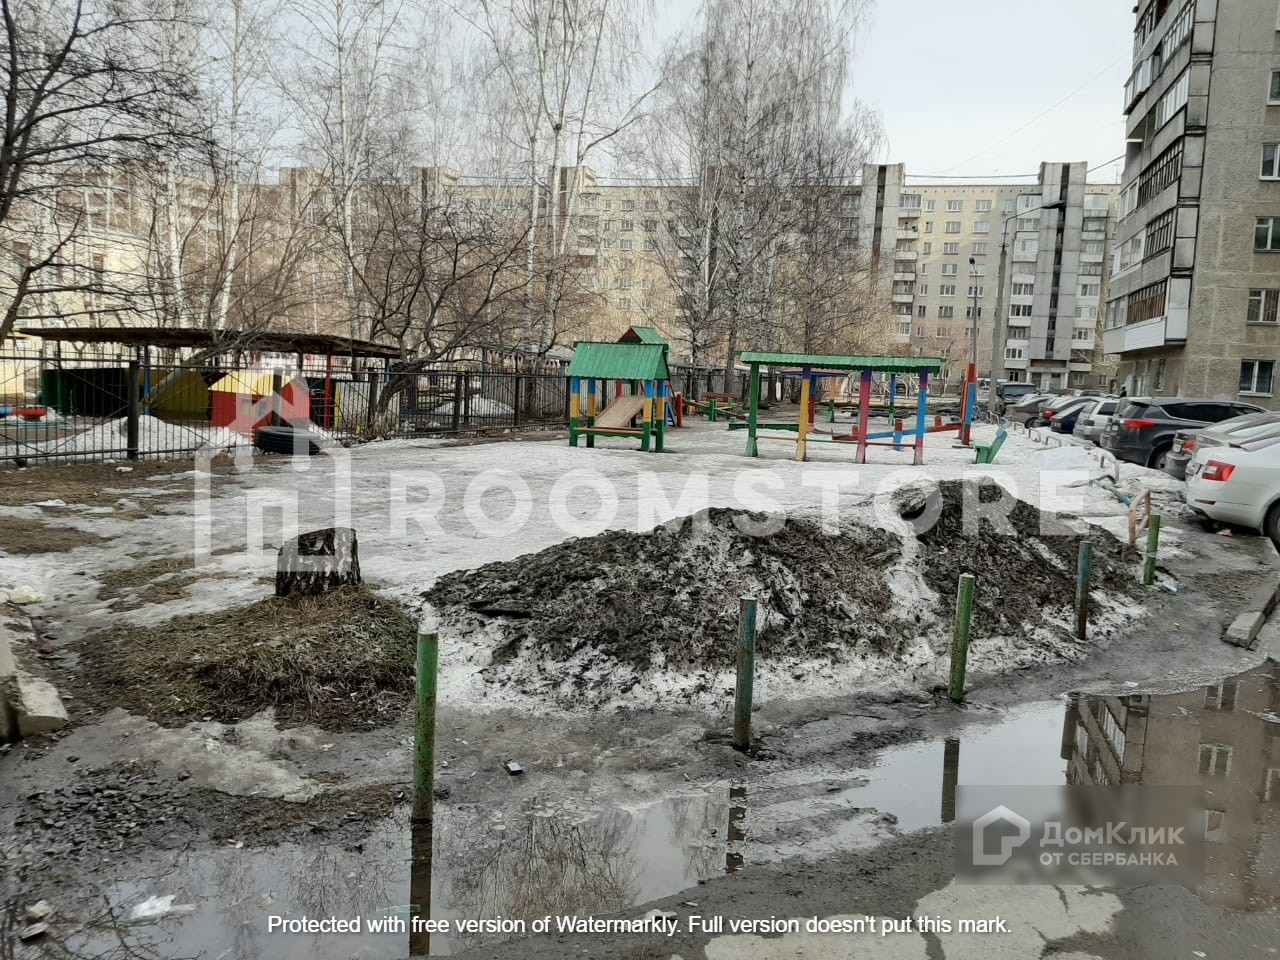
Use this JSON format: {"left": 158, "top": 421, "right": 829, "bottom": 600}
{"left": 1224, "top": 538, "right": 1280, "bottom": 651}
{"left": 0, "top": 617, "right": 16, "bottom": 742}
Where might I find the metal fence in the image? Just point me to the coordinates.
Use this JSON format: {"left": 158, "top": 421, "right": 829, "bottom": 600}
{"left": 0, "top": 348, "right": 571, "bottom": 466}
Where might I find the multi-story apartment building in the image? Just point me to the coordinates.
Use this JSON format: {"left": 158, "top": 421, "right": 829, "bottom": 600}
{"left": 1105, "top": 0, "right": 1280, "bottom": 408}
{"left": 892, "top": 165, "right": 1119, "bottom": 392}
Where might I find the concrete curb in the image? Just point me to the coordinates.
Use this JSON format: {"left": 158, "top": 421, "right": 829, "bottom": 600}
{"left": 1224, "top": 538, "right": 1280, "bottom": 651}
{"left": 0, "top": 617, "right": 16, "bottom": 742}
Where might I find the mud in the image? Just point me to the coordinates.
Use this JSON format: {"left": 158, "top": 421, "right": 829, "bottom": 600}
{"left": 425, "top": 480, "right": 1145, "bottom": 707}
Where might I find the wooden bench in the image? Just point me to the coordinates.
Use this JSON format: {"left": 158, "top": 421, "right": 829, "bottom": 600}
{"left": 974, "top": 427, "right": 1008, "bottom": 464}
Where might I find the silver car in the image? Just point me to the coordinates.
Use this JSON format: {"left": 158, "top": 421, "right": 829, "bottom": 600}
{"left": 1072, "top": 397, "right": 1120, "bottom": 444}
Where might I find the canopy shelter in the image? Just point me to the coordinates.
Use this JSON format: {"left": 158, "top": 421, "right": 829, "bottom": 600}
{"left": 566, "top": 341, "right": 671, "bottom": 452}
{"left": 617, "top": 325, "right": 669, "bottom": 348}
{"left": 738, "top": 352, "right": 948, "bottom": 464}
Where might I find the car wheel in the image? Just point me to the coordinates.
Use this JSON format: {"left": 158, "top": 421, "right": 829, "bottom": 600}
{"left": 1265, "top": 504, "right": 1280, "bottom": 549}
{"left": 1147, "top": 445, "right": 1171, "bottom": 470}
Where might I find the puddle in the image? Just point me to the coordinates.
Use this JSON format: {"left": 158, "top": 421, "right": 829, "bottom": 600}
{"left": 27, "top": 662, "right": 1280, "bottom": 956}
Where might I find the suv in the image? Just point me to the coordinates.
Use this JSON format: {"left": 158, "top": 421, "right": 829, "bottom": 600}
{"left": 1100, "top": 398, "right": 1266, "bottom": 469}
{"left": 996, "top": 382, "right": 1038, "bottom": 410}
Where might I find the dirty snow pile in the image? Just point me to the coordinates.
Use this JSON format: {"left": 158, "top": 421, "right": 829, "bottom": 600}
{"left": 425, "top": 479, "right": 1147, "bottom": 710}
{"left": 431, "top": 398, "right": 515, "bottom": 417}
{"left": 26, "top": 415, "right": 250, "bottom": 460}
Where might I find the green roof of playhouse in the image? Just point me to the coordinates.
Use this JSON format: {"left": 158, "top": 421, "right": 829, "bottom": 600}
{"left": 739, "top": 351, "right": 945, "bottom": 374}
{"left": 567, "top": 341, "right": 671, "bottom": 381}
{"left": 618, "top": 325, "right": 668, "bottom": 347}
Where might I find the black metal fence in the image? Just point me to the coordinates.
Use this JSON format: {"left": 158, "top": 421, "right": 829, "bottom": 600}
{"left": 0, "top": 348, "right": 571, "bottom": 466}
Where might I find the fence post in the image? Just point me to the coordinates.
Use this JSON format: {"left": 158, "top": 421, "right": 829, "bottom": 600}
{"left": 1075, "top": 541, "right": 1092, "bottom": 640}
{"left": 733, "top": 596, "right": 758, "bottom": 751}
{"left": 450, "top": 374, "right": 463, "bottom": 433}
{"left": 1142, "top": 515, "right": 1162, "bottom": 586}
{"left": 126, "top": 359, "right": 141, "bottom": 461}
{"left": 949, "top": 573, "right": 976, "bottom": 703}
{"left": 513, "top": 375, "right": 523, "bottom": 428}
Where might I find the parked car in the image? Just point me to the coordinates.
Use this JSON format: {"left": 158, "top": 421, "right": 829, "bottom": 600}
{"left": 1038, "top": 394, "right": 1093, "bottom": 430}
{"left": 1186, "top": 433, "right": 1280, "bottom": 544}
{"left": 1164, "top": 412, "right": 1280, "bottom": 480}
{"left": 1073, "top": 397, "right": 1121, "bottom": 444}
{"left": 1005, "top": 394, "right": 1054, "bottom": 426}
{"left": 995, "top": 381, "right": 1039, "bottom": 412}
{"left": 1100, "top": 398, "right": 1267, "bottom": 470}
{"left": 1048, "top": 396, "right": 1099, "bottom": 433}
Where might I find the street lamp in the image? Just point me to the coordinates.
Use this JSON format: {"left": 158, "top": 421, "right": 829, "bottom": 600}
{"left": 968, "top": 256, "right": 979, "bottom": 371}
{"left": 988, "top": 199, "right": 1067, "bottom": 416}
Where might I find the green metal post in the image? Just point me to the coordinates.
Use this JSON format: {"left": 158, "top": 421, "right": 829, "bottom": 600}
{"left": 745, "top": 364, "right": 761, "bottom": 457}
{"left": 1142, "top": 514, "right": 1162, "bottom": 586}
{"left": 1075, "top": 541, "right": 1093, "bottom": 640}
{"left": 949, "top": 574, "right": 976, "bottom": 703}
{"left": 413, "top": 631, "right": 438, "bottom": 822}
{"left": 733, "top": 596, "right": 758, "bottom": 750}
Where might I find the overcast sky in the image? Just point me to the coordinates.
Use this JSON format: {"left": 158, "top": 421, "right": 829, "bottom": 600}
{"left": 654, "top": 0, "right": 1135, "bottom": 186}
{"left": 849, "top": 0, "right": 1134, "bottom": 184}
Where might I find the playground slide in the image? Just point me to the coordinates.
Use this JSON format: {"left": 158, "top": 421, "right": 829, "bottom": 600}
{"left": 592, "top": 394, "right": 647, "bottom": 429}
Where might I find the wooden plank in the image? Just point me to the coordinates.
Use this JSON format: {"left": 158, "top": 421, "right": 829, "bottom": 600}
{"left": 592, "top": 394, "right": 647, "bottom": 429}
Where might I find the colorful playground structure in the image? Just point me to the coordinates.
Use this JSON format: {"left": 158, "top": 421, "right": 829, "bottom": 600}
{"left": 566, "top": 341, "right": 671, "bottom": 452}
{"left": 736, "top": 351, "right": 976, "bottom": 464}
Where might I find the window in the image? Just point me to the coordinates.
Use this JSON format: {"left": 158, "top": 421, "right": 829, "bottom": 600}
{"left": 924, "top": 221, "right": 934, "bottom": 233}
{"left": 915, "top": 326, "right": 925, "bottom": 337}
{"left": 919, "top": 263, "right": 928, "bottom": 275}
{"left": 643, "top": 219, "right": 657, "bottom": 232}
{"left": 947, "top": 199, "right": 963, "bottom": 212}
{"left": 1204, "top": 681, "right": 1238, "bottom": 711}
{"left": 944, "top": 242, "right": 960, "bottom": 255}
{"left": 1005, "top": 346, "right": 1025, "bottom": 360}
{"left": 1001, "top": 200, "right": 1014, "bottom": 215}
{"left": 1270, "top": 69, "right": 1280, "bottom": 105}
{"left": 1154, "top": 357, "right": 1166, "bottom": 390}
{"left": 940, "top": 284, "right": 957, "bottom": 296}
{"left": 938, "top": 306, "right": 955, "bottom": 318}
{"left": 644, "top": 199, "right": 657, "bottom": 211}
{"left": 1248, "top": 288, "right": 1280, "bottom": 324}
{"left": 1205, "top": 810, "right": 1226, "bottom": 844}
{"left": 1012, "top": 282, "right": 1034, "bottom": 296}
{"left": 941, "top": 263, "right": 958, "bottom": 276}
{"left": 917, "top": 304, "right": 927, "bottom": 317}
{"left": 1084, "top": 240, "right": 1106, "bottom": 255}
{"left": 967, "top": 285, "right": 984, "bottom": 298}
{"left": 925, "top": 199, "right": 936, "bottom": 212}
{"left": 616, "top": 297, "right": 631, "bottom": 309}
{"left": 966, "top": 306, "right": 983, "bottom": 319}
{"left": 601, "top": 238, "right": 613, "bottom": 250}
{"left": 1010, "top": 304, "right": 1033, "bottom": 318}
{"left": 972, "top": 221, "right": 991, "bottom": 234}
{"left": 975, "top": 199, "right": 992, "bottom": 212}
{"left": 621, "top": 200, "right": 634, "bottom": 211}
{"left": 1240, "top": 359, "right": 1276, "bottom": 395}
{"left": 1138, "top": 141, "right": 1183, "bottom": 207}
{"left": 620, "top": 238, "right": 634, "bottom": 251}
{"left": 922, "top": 242, "right": 932, "bottom": 254}
{"left": 1007, "top": 325, "right": 1030, "bottom": 339}
{"left": 1198, "top": 743, "right": 1233, "bottom": 777}
{"left": 918, "top": 284, "right": 929, "bottom": 295}
{"left": 970, "top": 264, "right": 986, "bottom": 276}
{"left": 898, "top": 321, "right": 912, "bottom": 336}
{"left": 621, "top": 219, "right": 634, "bottom": 231}
{"left": 1079, "top": 282, "right": 1101, "bottom": 298}
{"left": 971, "top": 242, "right": 988, "bottom": 256}
{"left": 644, "top": 238, "right": 657, "bottom": 250}
{"left": 1257, "top": 216, "right": 1280, "bottom": 251}
{"left": 945, "top": 221, "right": 962, "bottom": 234}
{"left": 1263, "top": 144, "right": 1280, "bottom": 179}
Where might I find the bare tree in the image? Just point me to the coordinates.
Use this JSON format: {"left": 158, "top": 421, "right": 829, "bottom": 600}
{"left": 0, "top": 0, "right": 207, "bottom": 341}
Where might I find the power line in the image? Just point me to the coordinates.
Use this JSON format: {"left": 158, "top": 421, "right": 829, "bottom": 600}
{"left": 938, "top": 56, "right": 1127, "bottom": 175}
{"left": 1088, "top": 153, "right": 1126, "bottom": 174}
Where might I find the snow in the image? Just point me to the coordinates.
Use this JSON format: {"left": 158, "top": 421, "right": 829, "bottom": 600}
{"left": 20, "top": 415, "right": 251, "bottom": 461}
{"left": 429, "top": 398, "right": 514, "bottom": 417}
{"left": 1, "top": 421, "right": 1174, "bottom": 714}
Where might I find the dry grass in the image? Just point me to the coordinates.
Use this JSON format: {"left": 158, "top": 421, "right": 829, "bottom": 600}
{"left": 0, "top": 455, "right": 252, "bottom": 508}
{"left": 0, "top": 516, "right": 106, "bottom": 553}
{"left": 81, "top": 586, "right": 418, "bottom": 730}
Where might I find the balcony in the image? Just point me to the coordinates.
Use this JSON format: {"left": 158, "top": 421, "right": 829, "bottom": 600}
{"left": 1011, "top": 249, "right": 1039, "bottom": 263}
{"left": 893, "top": 271, "right": 916, "bottom": 282}
{"left": 898, "top": 206, "right": 922, "bottom": 218}
{"left": 1102, "top": 313, "right": 1187, "bottom": 354}
{"left": 892, "top": 292, "right": 915, "bottom": 304}
{"left": 894, "top": 249, "right": 918, "bottom": 261}
{"left": 1003, "top": 356, "right": 1030, "bottom": 370}
{"left": 898, "top": 224, "right": 920, "bottom": 238}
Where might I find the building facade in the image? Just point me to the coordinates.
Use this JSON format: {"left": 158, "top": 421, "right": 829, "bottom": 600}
{"left": 892, "top": 166, "right": 1119, "bottom": 393}
{"left": 1105, "top": 0, "right": 1280, "bottom": 408}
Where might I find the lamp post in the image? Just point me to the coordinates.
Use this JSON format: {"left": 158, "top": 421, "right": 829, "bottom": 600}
{"left": 987, "top": 199, "right": 1067, "bottom": 416}
{"left": 968, "top": 256, "right": 979, "bottom": 371}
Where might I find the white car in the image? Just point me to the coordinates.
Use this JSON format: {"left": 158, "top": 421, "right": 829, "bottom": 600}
{"left": 1072, "top": 397, "right": 1120, "bottom": 444}
{"left": 1186, "top": 434, "right": 1280, "bottom": 544}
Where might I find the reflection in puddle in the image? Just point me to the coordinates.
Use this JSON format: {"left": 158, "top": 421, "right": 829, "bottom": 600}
{"left": 1062, "top": 660, "right": 1280, "bottom": 910}
{"left": 23, "top": 662, "right": 1280, "bottom": 957}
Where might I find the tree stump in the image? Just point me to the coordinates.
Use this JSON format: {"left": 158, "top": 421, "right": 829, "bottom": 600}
{"left": 276, "top": 527, "right": 361, "bottom": 598}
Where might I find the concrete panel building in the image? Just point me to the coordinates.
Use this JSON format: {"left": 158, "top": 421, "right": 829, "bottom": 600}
{"left": 1105, "top": 0, "right": 1280, "bottom": 408}
{"left": 892, "top": 167, "right": 1119, "bottom": 392}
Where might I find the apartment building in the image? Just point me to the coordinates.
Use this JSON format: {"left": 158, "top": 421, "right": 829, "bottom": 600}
{"left": 1105, "top": 0, "right": 1280, "bottom": 408}
{"left": 892, "top": 165, "right": 1119, "bottom": 392}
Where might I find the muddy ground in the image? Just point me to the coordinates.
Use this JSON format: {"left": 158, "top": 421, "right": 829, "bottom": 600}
{"left": 426, "top": 479, "right": 1142, "bottom": 708}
